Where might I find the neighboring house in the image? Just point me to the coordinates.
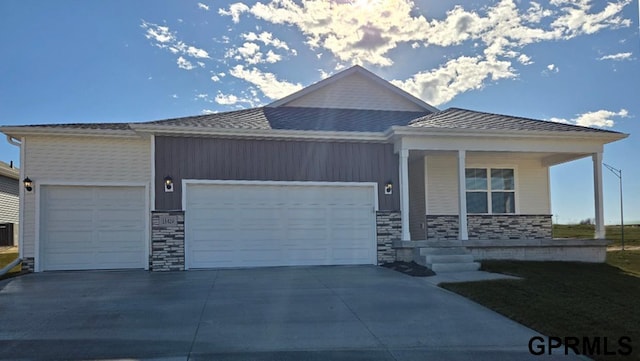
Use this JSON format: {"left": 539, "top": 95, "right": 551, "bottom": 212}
{"left": 0, "top": 66, "right": 628, "bottom": 273}
{"left": 0, "top": 161, "right": 19, "bottom": 246}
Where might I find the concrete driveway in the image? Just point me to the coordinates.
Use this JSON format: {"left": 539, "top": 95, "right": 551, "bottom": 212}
{"left": 0, "top": 266, "right": 577, "bottom": 360}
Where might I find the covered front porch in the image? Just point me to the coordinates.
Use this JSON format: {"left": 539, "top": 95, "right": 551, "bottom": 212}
{"left": 389, "top": 128, "right": 612, "bottom": 267}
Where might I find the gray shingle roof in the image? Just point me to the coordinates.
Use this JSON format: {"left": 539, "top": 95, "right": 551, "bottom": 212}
{"left": 409, "top": 108, "right": 619, "bottom": 134}
{"left": 146, "top": 108, "right": 271, "bottom": 129}
{"left": 19, "top": 122, "right": 132, "bottom": 130}
{"left": 264, "top": 107, "right": 429, "bottom": 132}
{"left": 4, "top": 106, "right": 622, "bottom": 136}
{"left": 138, "top": 107, "right": 429, "bottom": 132}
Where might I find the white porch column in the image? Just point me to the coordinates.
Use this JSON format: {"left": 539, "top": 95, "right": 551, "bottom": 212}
{"left": 399, "top": 149, "right": 411, "bottom": 241}
{"left": 457, "top": 150, "right": 469, "bottom": 241}
{"left": 592, "top": 152, "right": 605, "bottom": 239}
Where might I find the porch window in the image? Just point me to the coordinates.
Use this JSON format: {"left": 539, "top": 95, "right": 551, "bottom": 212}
{"left": 465, "top": 168, "right": 515, "bottom": 214}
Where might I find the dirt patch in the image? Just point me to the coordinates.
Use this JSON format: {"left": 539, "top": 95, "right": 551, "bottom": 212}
{"left": 381, "top": 261, "right": 436, "bottom": 277}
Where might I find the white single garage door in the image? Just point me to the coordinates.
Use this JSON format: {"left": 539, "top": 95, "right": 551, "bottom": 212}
{"left": 185, "top": 182, "right": 376, "bottom": 268}
{"left": 40, "top": 186, "right": 146, "bottom": 271}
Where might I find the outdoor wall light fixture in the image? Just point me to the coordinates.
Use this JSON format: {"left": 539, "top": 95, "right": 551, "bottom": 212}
{"left": 384, "top": 181, "right": 393, "bottom": 195}
{"left": 23, "top": 177, "right": 33, "bottom": 192}
{"left": 164, "top": 176, "right": 174, "bottom": 193}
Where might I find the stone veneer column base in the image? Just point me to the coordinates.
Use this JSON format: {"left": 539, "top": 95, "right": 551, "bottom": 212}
{"left": 426, "top": 215, "right": 459, "bottom": 241}
{"left": 151, "top": 211, "right": 185, "bottom": 271}
{"left": 376, "top": 211, "right": 401, "bottom": 264}
{"left": 21, "top": 257, "right": 34, "bottom": 273}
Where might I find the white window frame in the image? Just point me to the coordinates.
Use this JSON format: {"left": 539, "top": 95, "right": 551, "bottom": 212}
{"left": 465, "top": 166, "right": 518, "bottom": 215}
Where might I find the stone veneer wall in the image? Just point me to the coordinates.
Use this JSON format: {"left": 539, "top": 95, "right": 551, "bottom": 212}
{"left": 21, "top": 257, "right": 34, "bottom": 273}
{"left": 426, "top": 215, "right": 459, "bottom": 241}
{"left": 151, "top": 211, "right": 185, "bottom": 271}
{"left": 467, "top": 215, "right": 552, "bottom": 240}
{"left": 426, "top": 214, "right": 553, "bottom": 240}
{"left": 376, "top": 211, "right": 401, "bottom": 264}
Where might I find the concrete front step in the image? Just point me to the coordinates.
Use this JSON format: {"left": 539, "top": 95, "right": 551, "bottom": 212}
{"left": 430, "top": 262, "right": 481, "bottom": 273}
{"left": 414, "top": 246, "right": 480, "bottom": 274}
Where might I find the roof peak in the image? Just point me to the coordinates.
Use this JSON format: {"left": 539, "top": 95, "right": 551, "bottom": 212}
{"left": 267, "top": 65, "right": 439, "bottom": 112}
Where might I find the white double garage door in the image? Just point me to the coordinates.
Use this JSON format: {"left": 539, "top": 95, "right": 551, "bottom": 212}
{"left": 39, "top": 182, "right": 377, "bottom": 271}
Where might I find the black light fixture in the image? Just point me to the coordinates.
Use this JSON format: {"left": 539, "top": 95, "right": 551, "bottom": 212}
{"left": 23, "top": 177, "right": 33, "bottom": 192}
{"left": 164, "top": 176, "right": 174, "bottom": 192}
{"left": 384, "top": 181, "right": 393, "bottom": 195}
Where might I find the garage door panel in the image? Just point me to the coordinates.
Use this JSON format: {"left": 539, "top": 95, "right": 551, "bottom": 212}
{"left": 96, "top": 230, "right": 144, "bottom": 244}
{"left": 96, "top": 211, "right": 145, "bottom": 225}
{"left": 41, "top": 186, "right": 146, "bottom": 271}
{"left": 186, "top": 183, "right": 376, "bottom": 268}
{"left": 46, "top": 231, "right": 94, "bottom": 248}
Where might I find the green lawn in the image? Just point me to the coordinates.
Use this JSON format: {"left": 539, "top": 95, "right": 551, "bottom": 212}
{"left": 0, "top": 252, "right": 22, "bottom": 280}
{"left": 442, "top": 258, "right": 640, "bottom": 361}
{"left": 553, "top": 224, "right": 640, "bottom": 248}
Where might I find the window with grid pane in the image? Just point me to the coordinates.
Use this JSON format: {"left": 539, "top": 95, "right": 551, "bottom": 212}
{"left": 465, "top": 168, "right": 515, "bottom": 214}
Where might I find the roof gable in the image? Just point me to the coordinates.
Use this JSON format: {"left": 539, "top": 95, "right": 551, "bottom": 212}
{"left": 268, "top": 66, "right": 438, "bottom": 112}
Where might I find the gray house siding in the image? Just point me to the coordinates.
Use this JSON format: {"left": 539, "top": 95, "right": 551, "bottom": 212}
{"left": 408, "top": 157, "right": 426, "bottom": 240}
{"left": 155, "top": 136, "right": 400, "bottom": 211}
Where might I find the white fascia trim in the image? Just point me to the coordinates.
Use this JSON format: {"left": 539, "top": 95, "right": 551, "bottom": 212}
{"left": 18, "top": 137, "right": 25, "bottom": 260}
{"left": 131, "top": 125, "right": 388, "bottom": 142}
{"left": 34, "top": 181, "right": 151, "bottom": 272}
{"left": 389, "top": 126, "right": 628, "bottom": 142}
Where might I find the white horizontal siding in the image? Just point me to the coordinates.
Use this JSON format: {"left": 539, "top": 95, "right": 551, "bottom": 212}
{"left": 426, "top": 153, "right": 551, "bottom": 215}
{"left": 0, "top": 175, "right": 19, "bottom": 224}
{"left": 426, "top": 154, "right": 459, "bottom": 215}
{"left": 285, "top": 73, "right": 425, "bottom": 111}
{"left": 22, "top": 135, "right": 151, "bottom": 258}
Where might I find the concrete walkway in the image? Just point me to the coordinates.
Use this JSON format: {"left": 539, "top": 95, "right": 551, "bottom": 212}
{"left": 424, "top": 271, "right": 520, "bottom": 285}
{"left": 0, "top": 266, "right": 578, "bottom": 360}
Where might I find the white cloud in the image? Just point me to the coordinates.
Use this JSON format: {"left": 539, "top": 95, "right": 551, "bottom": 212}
{"left": 171, "top": 94, "right": 178, "bottom": 99}
{"left": 218, "top": 0, "right": 631, "bottom": 105}
{"left": 197, "top": 2, "right": 209, "bottom": 11}
{"left": 186, "top": 46, "right": 210, "bottom": 59}
{"left": 141, "top": 21, "right": 174, "bottom": 43}
{"left": 518, "top": 54, "right": 533, "bottom": 65}
{"left": 201, "top": 109, "right": 217, "bottom": 114}
{"left": 229, "top": 65, "right": 303, "bottom": 99}
{"left": 141, "top": 21, "right": 210, "bottom": 64}
{"left": 241, "top": 32, "right": 291, "bottom": 51}
{"left": 392, "top": 55, "right": 514, "bottom": 106}
{"left": 214, "top": 92, "right": 239, "bottom": 105}
{"left": 598, "top": 52, "right": 632, "bottom": 61}
{"left": 550, "top": 0, "right": 632, "bottom": 37}
{"left": 211, "top": 75, "right": 220, "bottom": 82}
{"left": 177, "top": 56, "right": 196, "bottom": 70}
{"left": 218, "top": 3, "right": 250, "bottom": 23}
{"left": 575, "top": 109, "right": 628, "bottom": 127}
{"left": 543, "top": 63, "right": 560, "bottom": 75}
{"left": 550, "top": 109, "right": 629, "bottom": 128}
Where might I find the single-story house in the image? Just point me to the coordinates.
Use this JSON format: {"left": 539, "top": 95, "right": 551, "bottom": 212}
{"left": 0, "top": 66, "right": 627, "bottom": 273}
{"left": 0, "top": 161, "right": 19, "bottom": 247}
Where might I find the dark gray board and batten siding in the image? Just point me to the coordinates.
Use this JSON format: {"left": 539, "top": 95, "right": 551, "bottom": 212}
{"left": 155, "top": 136, "right": 400, "bottom": 211}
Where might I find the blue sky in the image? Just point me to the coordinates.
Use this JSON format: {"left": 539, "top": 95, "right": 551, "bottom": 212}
{"left": 0, "top": 0, "right": 638, "bottom": 224}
